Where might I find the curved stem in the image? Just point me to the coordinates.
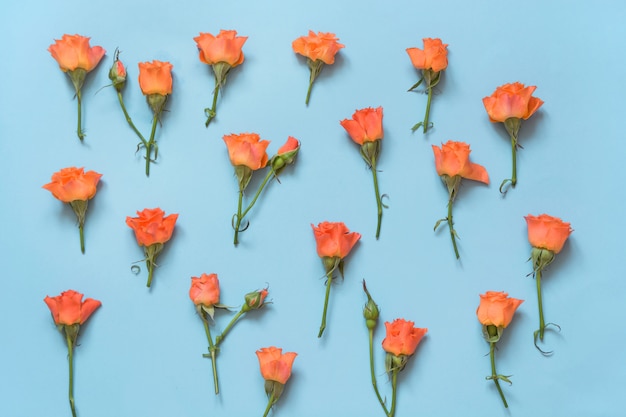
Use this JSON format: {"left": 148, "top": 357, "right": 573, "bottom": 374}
{"left": 215, "top": 309, "right": 245, "bottom": 347}
{"left": 201, "top": 313, "right": 219, "bottom": 395}
{"left": 261, "top": 391, "right": 276, "bottom": 417}
{"left": 388, "top": 368, "right": 399, "bottom": 417}
{"left": 145, "top": 113, "right": 159, "bottom": 177}
{"left": 368, "top": 328, "right": 389, "bottom": 416}
{"left": 79, "top": 224, "right": 85, "bottom": 254}
{"left": 240, "top": 170, "right": 274, "bottom": 221}
{"left": 233, "top": 190, "right": 244, "bottom": 246}
{"left": 370, "top": 155, "right": 383, "bottom": 240}
{"left": 205, "top": 79, "right": 220, "bottom": 127}
{"left": 447, "top": 197, "right": 460, "bottom": 259}
{"left": 116, "top": 91, "right": 148, "bottom": 146}
{"left": 76, "top": 89, "right": 84, "bottom": 141}
{"left": 318, "top": 271, "right": 333, "bottom": 338}
{"left": 490, "top": 342, "right": 508, "bottom": 408}
{"left": 536, "top": 268, "right": 545, "bottom": 341}
{"left": 65, "top": 329, "right": 77, "bottom": 417}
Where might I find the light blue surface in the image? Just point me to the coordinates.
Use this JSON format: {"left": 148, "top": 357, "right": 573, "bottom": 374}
{"left": 1, "top": 1, "right": 625, "bottom": 416}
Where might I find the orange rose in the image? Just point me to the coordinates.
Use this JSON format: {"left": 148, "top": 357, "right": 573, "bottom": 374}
{"left": 482, "top": 82, "right": 543, "bottom": 123}
{"left": 42, "top": 167, "right": 102, "bottom": 203}
{"left": 126, "top": 208, "right": 178, "bottom": 247}
{"left": 476, "top": 291, "right": 523, "bottom": 328}
{"left": 138, "top": 60, "right": 173, "bottom": 96}
{"left": 340, "top": 107, "right": 384, "bottom": 145}
{"left": 525, "top": 214, "right": 572, "bottom": 254}
{"left": 311, "top": 221, "right": 361, "bottom": 259}
{"left": 256, "top": 346, "right": 297, "bottom": 385}
{"left": 292, "top": 31, "right": 344, "bottom": 65}
{"left": 189, "top": 273, "right": 220, "bottom": 307}
{"left": 277, "top": 136, "right": 300, "bottom": 155}
{"left": 223, "top": 133, "right": 270, "bottom": 170}
{"left": 382, "top": 319, "right": 427, "bottom": 357}
{"left": 194, "top": 30, "right": 247, "bottom": 67}
{"left": 48, "top": 34, "right": 105, "bottom": 72}
{"left": 44, "top": 290, "right": 101, "bottom": 326}
{"left": 406, "top": 38, "right": 448, "bottom": 72}
{"left": 432, "top": 141, "right": 489, "bottom": 184}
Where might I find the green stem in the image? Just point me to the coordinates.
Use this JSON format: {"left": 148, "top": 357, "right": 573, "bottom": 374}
{"left": 370, "top": 155, "right": 383, "bottom": 240}
{"left": 76, "top": 89, "right": 84, "bottom": 141}
{"left": 215, "top": 309, "right": 245, "bottom": 347}
{"left": 447, "top": 197, "right": 460, "bottom": 259}
{"left": 79, "top": 224, "right": 85, "bottom": 254}
{"left": 201, "top": 313, "right": 220, "bottom": 395}
{"left": 490, "top": 342, "right": 508, "bottom": 408}
{"left": 368, "top": 329, "right": 390, "bottom": 417}
{"left": 261, "top": 391, "right": 276, "bottom": 417}
{"left": 510, "top": 134, "right": 517, "bottom": 188}
{"left": 65, "top": 329, "right": 77, "bottom": 417}
{"left": 240, "top": 170, "right": 274, "bottom": 221}
{"left": 422, "top": 84, "right": 433, "bottom": 133}
{"left": 145, "top": 259, "right": 154, "bottom": 288}
{"left": 318, "top": 271, "right": 333, "bottom": 338}
{"left": 536, "top": 268, "right": 545, "bottom": 341}
{"left": 388, "top": 368, "right": 399, "bottom": 417}
{"left": 233, "top": 189, "right": 244, "bottom": 246}
{"left": 145, "top": 113, "right": 159, "bottom": 177}
{"left": 205, "top": 79, "right": 220, "bottom": 127}
{"left": 116, "top": 91, "right": 148, "bottom": 146}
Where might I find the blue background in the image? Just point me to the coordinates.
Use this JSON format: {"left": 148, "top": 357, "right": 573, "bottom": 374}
{"left": 1, "top": 1, "right": 625, "bottom": 416}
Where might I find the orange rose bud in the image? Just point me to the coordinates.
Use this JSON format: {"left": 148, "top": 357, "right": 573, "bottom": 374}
{"left": 48, "top": 34, "right": 106, "bottom": 73}
{"left": 477, "top": 291, "right": 523, "bottom": 342}
{"left": 126, "top": 208, "right": 178, "bottom": 288}
{"left": 108, "top": 51, "right": 127, "bottom": 92}
{"left": 311, "top": 221, "right": 361, "bottom": 262}
{"left": 382, "top": 319, "right": 427, "bottom": 357}
{"left": 292, "top": 31, "right": 344, "bottom": 105}
{"left": 406, "top": 38, "right": 448, "bottom": 72}
{"left": 43, "top": 167, "right": 102, "bottom": 203}
{"left": 189, "top": 273, "right": 220, "bottom": 307}
{"left": 44, "top": 290, "right": 101, "bottom": 327}
{"left": 243, "top": 288, "right": 269, "bottom": 312}
{"left": 432, "top": 141, "right": 489, "bottom": 185}
{"left": 292, "top": 31, "right": 344, "bottom": 64}
{"left": 256, "top": 346, "right": 297, "bottom": 385}
{"left": 194, "top": 30, "right": 247, "bottom": 67}
{"left": 270, "top": 136, "right": 300, "bottom": 175}
{"left": 138, "top": 60, "right": 173, "bottom": 114}
{"left": 482, "top": 82, "right": 544, "bottom": 123}
{"left": 126, "top": 208, "right": 178, "bottom": 247}
{"left": 525, "top": 214, "right": 572, "bottom": 254}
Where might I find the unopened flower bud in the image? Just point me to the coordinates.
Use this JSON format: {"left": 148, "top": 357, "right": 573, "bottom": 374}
{"left": 270, "top": 137, "right": 300, "bottom": 176}
{"left": 242, "top": 288, "right": 269, "bottom": 312}
{"left": 362, "top": 280, "right": 379, "bottom": 330}
{"left": 109, "top": 58, "right": 127, "bottom": 91}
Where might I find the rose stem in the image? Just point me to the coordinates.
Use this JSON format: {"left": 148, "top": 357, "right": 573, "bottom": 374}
{"left": 370, "top": 154, "right": 383, "bottom": 240}
{"left": 65, "top": 329, "right": 77, "bottom": 417}
{"left": 317, "top": 271, "right": 333, "bottom": 338}
{"left": 201, "top": 313, "right": 219, "bottom": 395}
{"left": 490, "top": 341, "right": 508, "bottom": 408}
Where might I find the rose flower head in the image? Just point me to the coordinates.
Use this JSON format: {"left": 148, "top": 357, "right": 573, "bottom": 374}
{"left": 525, "top": 213, "right": 573, "bottom": 273}
{"left": 270, "top": 136, "right": 300, "bottom": 176}
{"left": 44, "top": 289, "right": 101, "bottom": 327}
{"left": 432, "top": 141, "right": 489, "bottom": 185}
{"left": 126, "top": 208, "right": 178, "bottom": 288}
{"left": 311, "top": 221, "right": 361, "bottom": 265}
{"left": 292, "top": 30, "right": 344, "bottom": 105}
{"left": 43, "top": 167, "right": 102, "bottom": 253}
{"left": 406, "top": 37, "right": 448, "bottom": 72}
{"left": 138, "top": 60, "right": 173, "bottom": 115}
{"left": 189, "top": 273, "right": 220, "bottom": 317}
{"left": 108, "top": 49, "right": 127, "bottom": 91}
{"left": 477, "top": 291, "right": 523, "bottom": 341}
